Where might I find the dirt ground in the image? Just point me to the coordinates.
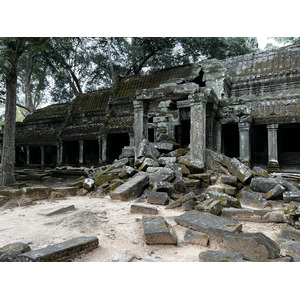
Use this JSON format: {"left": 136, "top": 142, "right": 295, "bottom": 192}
{"left": 0, "top": 192, "right": 290, "bottom": 262}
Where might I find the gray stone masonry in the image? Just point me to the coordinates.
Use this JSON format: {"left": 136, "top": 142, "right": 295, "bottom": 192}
{"left": 199, "top": 250, "right": 245, "bottom": 262}
{"left": 130, "top": 204, "right": 158, "bottom": 215}
{"left": 110, "top": 172, "right": 149, "bottom": 201}
{"left": 39, "top": 205, "right": 76, "bottom": 216}
{"left": 250, "top": 177, "right": 298, "bottom": 193}
{"left": 278, "top": 229, "right": 300, "bottom": 242}
{"left": 146, "top": 191, "right": 169, "bottom": 205}
{"left": 142, "top": 216, "right": 178, "bottom": 245}
{"left": 283, "top": 191, "right": 300, "bottom": 203}
{"left": 184, "top": 229, "right": 209, "bottom": 246}
{"left": 265, "top": 184, "right": 285, "bottom": 200}
{"left": 174, "top": 211, "right": 242, "bottom": 235}
{"left": 16, "top": 236, "right": 99, "bottom": 262}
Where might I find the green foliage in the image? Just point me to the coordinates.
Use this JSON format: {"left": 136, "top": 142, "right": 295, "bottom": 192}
{"left": 273, "top": 37, "right": 300, "bottom": 45}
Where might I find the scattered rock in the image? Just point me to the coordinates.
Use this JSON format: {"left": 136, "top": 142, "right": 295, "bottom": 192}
{"left": 265, "top": 184, "right": 285, "bottom": 200}
{"left": 0, "top": 242, "right": 31, "bottom": 262}
{"left": 146, "top": 191, "right": 169, "bottom": 205}
{"left": 174, "top": 211, "right": 242, "bottom": 235}
{"left": 83, "top": 178, "right": 94, "bottom": 191}
{"left": 250, "top": 177, "right": 298, "bottom": 193}
{"left": 195, "top": 199, "right": 223, "bottom": 215}
{"left": 39, "top": 205, "right": 76, "bottom": 216}
{"left": 110, "top": 172, "right": 149, "bottom": 201}
{"left": 283, "top": 191, "right": 300, "bottom": 203}
{"left": 16, "top": 236, "right": 99, "bottom": 262}
{"left": 184, "top": 230, "right": 209, "bottom": 246}
{"left": 199, "top": 250, "right": 244, "bottom": 262}
{"left": 130, "top": 204, "right": 158, "bottom": 215}
{"left": 278, "top": 229, "right": 300, "bottom": 242}
{"left": 142, "top": 216, "right": 178, "bottom": 245}
{"left": 220, "top": 175, "right": 238, "bottom": 186}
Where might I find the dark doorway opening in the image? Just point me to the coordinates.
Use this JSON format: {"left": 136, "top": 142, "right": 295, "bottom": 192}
{"left": 278, "top": 124, "right": 300, "bottom": 166}
{"left": 222, "top": 124, "right": 239, "bottom": 158}
{"left": 148, "top": 128, "right": 155, "bottom": 142}
{"left": 251, "top": 125, "right": 268, "bottom": 165}
{"left": 63, "top": 141, "right": 79, "bottom": 165}
{"left": 178, "top": 120, "right": 190, "bottom": 148}
{"left": 30, "top": 146, "right": 41, "bottom": 164}
{"left": 45, "top": 145, "right": 57, "bottom": 166}
{"left": 107, "top": 133, "right": 129, "bottom": 163}
{"left": 83, "top": 140, "right": 99, "bottom": 166}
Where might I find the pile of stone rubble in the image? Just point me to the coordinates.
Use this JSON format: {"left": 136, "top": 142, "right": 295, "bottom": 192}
{"left": 2, "top": 139, "right": 300, "bottom": 261}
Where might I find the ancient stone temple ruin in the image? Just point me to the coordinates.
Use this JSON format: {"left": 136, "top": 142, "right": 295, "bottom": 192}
{"left": 1, "top": 44, "right": 300, "bottom": 171}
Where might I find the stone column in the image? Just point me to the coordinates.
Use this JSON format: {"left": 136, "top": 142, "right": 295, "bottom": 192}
{"left": 79, "top": 140, "right": 84, "bottom": 165}
{"left": 101, "top": 134, "right": 107, "bottom": 162}
{"left": 206, "top": 106, "right": 217, "bottom": 150}
{"left": 129, "top": 132, "right": 135, "bottom": 147}
{"left": 238, "top": 121, "right": 251, "bottom": 166}
{"left": 40, "top": 145, "right": 45, "bottom": 168}
{"left": 267, "top": 124, "right": 280, "bottom": 171}
{"left": 26, "top": 146, "right": 30, "bottom": 165}
{"left": 57, "top": 141, "right": 63, "bottom": 166}
{"left": 133, "top": 100, "right": 148, "bottom": 158}
{"left": 98, "top": 136, "right": 102, "bottom": 164}
{"left": 189, "top": 93, "right": 207, "bottom": 167}
{"left": 213, "top": 120, "right": 222, "bottom": 153}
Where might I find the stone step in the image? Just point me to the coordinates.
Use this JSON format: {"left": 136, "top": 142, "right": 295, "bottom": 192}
{"left": 16, "top": 236, "right": 99, "bottom": 262}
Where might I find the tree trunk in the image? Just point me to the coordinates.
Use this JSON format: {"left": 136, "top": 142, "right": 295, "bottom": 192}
{"left": 1, "top": 66, "right": 17, "bottom": 185}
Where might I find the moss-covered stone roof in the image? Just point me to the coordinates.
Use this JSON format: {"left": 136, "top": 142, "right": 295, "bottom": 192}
{"left": 106, "top": 116, "right": 134, "bottom": 129}
{"left": 15, "top": 129, "right": 58, "bottom": 145}
{"left": 23, "top": 103, "right": 69, "bottom": 122}
{"left": 61, "top": 123, "right": 105, "bottom": 140}
{"left": 222, "top": 45, "right": 300, "bottom": 79}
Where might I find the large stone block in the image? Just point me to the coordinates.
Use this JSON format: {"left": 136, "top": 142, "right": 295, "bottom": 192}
{"left": 226, "top": 158, "right": 253, "bottom": 183}
{"left": 110, "top": 172, "right": 149, "bottom": 200}
{"left": 130, "top": 204, "right": 158, "bottom": 215}
{"left": 250, "top": 177, "right": 298, "bottom": 193}
{"left": 198, "top": 250, "right": 244, "bottom": 262}
{"left": 174, "top": 211, "right": 242, "bottom": 235}
{"left": 51, "top": 187, "right": 78, "bottom": 197}
{"left": 212, "top": 231, "right": 280, "bottom": 261}
{"left": 138, "top": 158, "right": 159, "bottom": 171}
{"left": 142, "top": 216, "right": 178, "bottom": 245}
{"left": 39, "top": 205, "right": 76, "bottom": 216}
{"left": 265, "top": 184, "right": 285, "bottom": 200}
{"left": 146, "top": 191, "right": 169, "bottom": 205}
{"left": 21, "top": 186, "right": 51, "bottom": 200}
{"left": 195, "top": 199, "right": 223, "bottom": 215}
{"left": 280, "top": 241, "right": 300, "bottom": 257}
{"left": 222, "top": 207, "right": 270, "bottom": 222}
{"left": 136, "top": 139, "right": 160, "bottom": 159}
{"left": 184, "top": 230, "right": 209, "bottom": 246}
{"left": 0, "top": 242, "right": 31, "bottom": 262}
{"left": 207, "top": 191, "right": 241, "bottom": 208}
{"left": 278, "top": 229, "right": 300, "bottom": 242}
{"left": 152, "top": 181, "right": 175, "bottom": 196}
{"left": 283, "top": 191, "right": 300, "bottom": 203}
{"left": 16, "top": 236, "right": 99, "bottom": 262}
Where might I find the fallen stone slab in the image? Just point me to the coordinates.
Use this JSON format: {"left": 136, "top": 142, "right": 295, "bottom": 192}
{"left": 174, "top": 211, "right": 242, "bottom": 235}
{"left": 278, "top": 229, "right": 300, "bottom": 242}
{"left": 265, "top": 184, "right": 285, "bottom": 200}
{"left": 220, "top": 175, "right": 238, "bottom": 187}
{"left": 250, "top": 177, "right": 298, "bottom": 193}
{"left": 39, "top": 205, "right": 76, "bottom": 216}
{"left": 182, "top": 199, "right": 195, "bottom": 211}
{"left": 0, "top": 242, "right": 31, "bottom": 262}
{"left": 152, "top": 181, "right": 175, "bottom": 196}
{"left": 149, "top": 167, "right": 175, "bottom": 185}
{"left": 165, "top": 192, "right": 196, "bottom": 209}
{"left": 142, "top": 216, "right": 178, "bottom": 245}
{"left": 130, "top": 204, "right": 158, "bottom": 215}
{"left": 146, "top": 191, "right": 169, "bottom": 205}
{"left": 138, "top": 158, "right": 159, "bottom": 171}
{"left": 280, "top": 241, "right": 300, "bottom": 257}
{"left": 283, "top": 191, "right": 300, "bottom": 203}
{"left": 16, "top": 236, "right": 99, "bottom": 262}
{"left": 137, "top": 139, "right": 160, "bottom": 159}
{"left": 222, "top": 207, "right": 270, "bottom": 222}
{"left": 210, "top": 231, "right": 280, "bottom": 262}
{"left": 198, "top": 250, "right": 244, "bottom": 262}
{"left": 195, "top": 199, "right": 223, "bottom": 215}
{"left": 157, "top": 157, "right": 177, "bottom": 165}
{"left": 236, "top": 189, "right": 267, "bottom": 208}
{"left": 152, "top": 142, "right": 174, "bottom": 152}
{"left": 51, "top": 187, "right": 78, "bottom": 197}
{"left": 178, "top": 157, "right": 204, "bottom": 173}
{"left": 252, "top": 166, "right": 269, "bottom": 178}
{"left": 110, "top": 172, "right": 149, "bottom": 201}
{"left": 207, "top": 191, "right": 241, "bottom": 208}
{"left": 225, "top": 157, "right": 253, "bottom": 183}
{"left": 21, "top": 186, "right": 51, "bottom": 200}
{"left": 184, "top": 230, "right": 209, "bottom": 246}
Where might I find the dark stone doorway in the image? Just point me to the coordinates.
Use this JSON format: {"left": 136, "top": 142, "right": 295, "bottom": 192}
{"left": 222, "top": 124, "right": 239, "bottom": 158}
{"left": 107, "top": 133, "right": 129, "bottom": 163}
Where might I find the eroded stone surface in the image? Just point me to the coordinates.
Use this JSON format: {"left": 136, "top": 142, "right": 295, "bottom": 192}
{"left": 199, "top": 250, "right": 244, "bottom": 262}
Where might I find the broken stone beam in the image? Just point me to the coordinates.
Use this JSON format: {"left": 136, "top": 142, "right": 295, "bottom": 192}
{"left": 174, "top": 211, "right": 242, "bottom": 235}
{"left": 16, "top": 236, "right": 99, "bottom": 262}
{"left": 142, "top": 216, "right": 178, "bottom": 245}
{"left": 110, "top": 172, "right": 149, "bottom": 200}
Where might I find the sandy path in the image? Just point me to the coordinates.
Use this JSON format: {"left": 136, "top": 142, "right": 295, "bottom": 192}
{"left": 0, "top": 194, "right": 288, "bottom": 262}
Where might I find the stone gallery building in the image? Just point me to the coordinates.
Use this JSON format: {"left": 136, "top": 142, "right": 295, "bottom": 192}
{"left": 1, "top": 44, "right": 300, "bottom": 171}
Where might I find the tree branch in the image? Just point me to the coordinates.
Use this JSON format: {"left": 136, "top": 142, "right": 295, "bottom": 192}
{"left": 0, "top": 97, "right": 31, "bottom": 112}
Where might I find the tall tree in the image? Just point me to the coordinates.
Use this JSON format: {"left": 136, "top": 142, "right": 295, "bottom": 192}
{"left": 0, "top": 37, "right": 46, "bottom": 185}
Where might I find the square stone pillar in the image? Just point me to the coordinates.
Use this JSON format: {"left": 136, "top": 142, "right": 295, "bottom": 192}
{"left": 213, "top": 120, "right": 222, "bottom": 153}
{"left": 133, "top": 100, "right": 149, "bottom": 158}
{"left": 129, "top": 132, "right": 135, "bottom": 147}
{"left": 101, "top": 134, "right": 107, "bottom": 162}
{"left": 40, "top": 145, "right": 45, "bottom": 168}
{"left": 189, "top": 93, "right": 207, "bottom": 167}
{"left": 57, "top": 142, "right": 63, "bottom": 166}
{"left": 238, "top": 122, "right": 251, "bottom": 167}
{"left": 26, "top": 146, "right": 30, "bottom": 165}
{"left": 79, "top": 140, "right": 84, "bottom": 165}
{"left": 267, "top": 124, "right": 280, "bottom": 171}
{"left": 98, "top": 136, "right": 102, "bottom": 164}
